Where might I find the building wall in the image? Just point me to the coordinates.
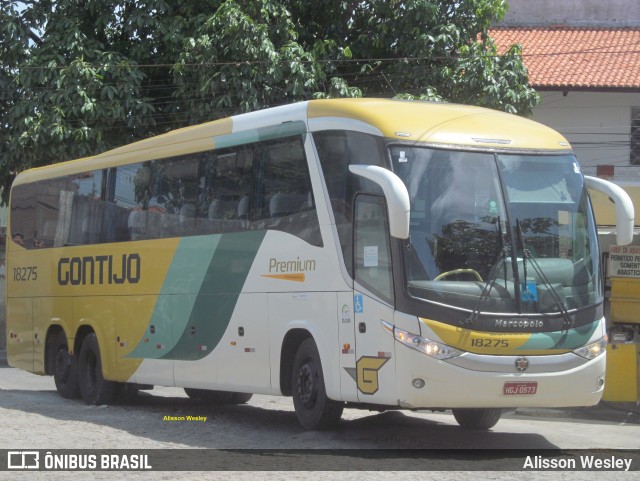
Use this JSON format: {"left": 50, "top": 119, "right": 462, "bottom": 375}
{"left": 497, "top": 1, "right": 640, "bottom": 179}
{"left": 501, "top": 0, "right": 640, "bottom": 27}
{"left": 533, "top": 91, "right": 640, "bottom": 181}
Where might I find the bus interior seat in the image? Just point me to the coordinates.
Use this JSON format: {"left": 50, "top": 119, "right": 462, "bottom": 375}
{"left": 238, "top": 196, "right": 250, "bottom": 219}
{"left": 81, "top": 216, "right": 92, "bottom": 243}
{"left": 128, "top": 209, "right": 147, "bottom": 240}
{"left": 42, "top": 219, "right": 57, "bottom": 246}
{"left": 269, "top": 193, "right": 306, "bottom": 217}
{"left": 179, "top": 203, "right": 196, "bottom": 220}
{"left": 208, "top": 199, "right": 236, "bottom": 220}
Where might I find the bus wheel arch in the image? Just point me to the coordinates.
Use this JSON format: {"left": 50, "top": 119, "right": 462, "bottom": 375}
{"left": 77, "top": 331, "right": 118, "bottom": 405}
{"left": 73, "top": 325, "right": 95, "bottom": 358}
{"left": 45, "top": 326, "right": 81, "bottom": 399}
{"left": 280, "top": 329, "right": 313, "bottom": 396}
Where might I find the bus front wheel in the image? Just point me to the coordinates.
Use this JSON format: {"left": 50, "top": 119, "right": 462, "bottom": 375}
{"left": 452, "top": 408, "right": 502, "bottom": 430}
{"left": 291, "top": 338, "right": 343, "bottom": 430}
{"left": 78, "top": 333, "right": 118, "bottom": 405}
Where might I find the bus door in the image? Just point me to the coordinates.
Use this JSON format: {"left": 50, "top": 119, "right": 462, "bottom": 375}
{"left": 338, "top": 290, "right": 358, "bottom": 402}
{"left": 352, "top": 195, "right": 397, "bottom": 404}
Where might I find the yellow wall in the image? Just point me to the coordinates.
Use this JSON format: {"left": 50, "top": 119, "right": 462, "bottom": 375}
{"left": 590, "top": 183, "right": 640, "bottom": 227}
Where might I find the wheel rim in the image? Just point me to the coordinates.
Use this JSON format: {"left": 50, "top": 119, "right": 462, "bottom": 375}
{"left": 297, "top": 361, "right": 318, "bottom": 410}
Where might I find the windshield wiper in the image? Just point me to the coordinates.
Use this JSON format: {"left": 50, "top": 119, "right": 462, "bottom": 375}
{"left": 463, "top": 217, "right": 508, "bottom": 327}
{"left": 515, "top": 219, "right": 574, "bottom": 330}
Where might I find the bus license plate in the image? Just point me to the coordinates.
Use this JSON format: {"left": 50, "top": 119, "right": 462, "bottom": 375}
{"left": 503, "top": 381, "right": 538, "bottom": 395}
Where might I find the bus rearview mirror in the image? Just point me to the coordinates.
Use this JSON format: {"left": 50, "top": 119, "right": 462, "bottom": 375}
{"left": 349, "top": 164, "right": 410, "bottom": 239}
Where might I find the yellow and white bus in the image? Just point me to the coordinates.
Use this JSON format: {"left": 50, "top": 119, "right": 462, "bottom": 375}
{"left": 6, "top": 99, "right": 634, "bottom": 430}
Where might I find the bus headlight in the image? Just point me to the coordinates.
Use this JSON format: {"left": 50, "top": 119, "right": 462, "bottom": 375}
{"left": 572, "top": 337, "right": 607, "bottom": 360}
{"left": 382, "top": 321, "right": 462, "bottom": 360}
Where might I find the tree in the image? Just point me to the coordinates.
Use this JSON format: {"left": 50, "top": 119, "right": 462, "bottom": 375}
{"left": 0, "top": 0, "right": 537, "bottom": 203}
{"left": 172, "top": 0, "right": 360, "bottom": 121}
{"left": 284, "top": 0, "right": 537, "bottom": 110}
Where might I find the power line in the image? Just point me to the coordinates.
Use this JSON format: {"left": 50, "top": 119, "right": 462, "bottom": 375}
{"left": 4, "top": 47, "right": 639, "bottom": 71}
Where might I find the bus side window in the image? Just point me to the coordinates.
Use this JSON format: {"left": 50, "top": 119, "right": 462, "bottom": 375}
{"left": 115, "top": 163, "right": 150, "bottom": 241}
{"left": 9, "top": 182, "right": 39, "bottom": 249}
{"left": 66, "top": 171, "right": 104, "bottom": 245}
{"left": 254, "top": 136, "right": 322, "bottom": 246}
{"left": 150, "top": 157, "right": 199, "bottom": 237}
{"left": 354, "top": 195, "right": 394, "bottom": 305}
{"left": 315, "top": 130, "right": 386, "bottom": 277}
{"left": 199, "top": 146, "right": 254, "bottom": 234}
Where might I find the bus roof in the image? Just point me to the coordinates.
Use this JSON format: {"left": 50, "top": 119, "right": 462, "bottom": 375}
{"left": 13, "top": 98, "right": 572, "bottom": 186}
{"left": 307, "top": 98, "right": 570, "bottom": 151}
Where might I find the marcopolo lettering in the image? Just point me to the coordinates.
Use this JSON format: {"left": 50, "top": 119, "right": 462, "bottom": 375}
{"left": 58, "top": 254, "right": 141, "bottom": 286}
{"left": 494, "top": 318, "right": 544, "bottom": 329}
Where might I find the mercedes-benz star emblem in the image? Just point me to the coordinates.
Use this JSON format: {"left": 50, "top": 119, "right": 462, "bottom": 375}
{"left": 515, "top": 357, "right": 529, "bottom": 372}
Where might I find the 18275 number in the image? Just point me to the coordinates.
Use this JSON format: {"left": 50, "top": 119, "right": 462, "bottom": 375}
{"left": 470, "top": 338, "right": 509, "bottom": 348}
{"left": 13, "top": 266, "right": 38, "bottom": 281}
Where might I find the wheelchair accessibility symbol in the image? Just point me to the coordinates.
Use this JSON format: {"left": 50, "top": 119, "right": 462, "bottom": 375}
{"left": 354, "top": 294, "right": 364, "bottom": 313}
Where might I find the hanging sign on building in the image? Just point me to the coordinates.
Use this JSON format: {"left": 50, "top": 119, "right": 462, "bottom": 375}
{"left": 609, "top": 245, "right": 640, "bottom": 278}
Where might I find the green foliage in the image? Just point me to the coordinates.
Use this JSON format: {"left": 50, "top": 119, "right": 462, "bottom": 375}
{"left": 285, "top": 0, "right": 537, "bottom": 113}
{"left": 0, "top": 0, "right": 538, "bottom": 203}
{"left": 172, "top": 1, "right": 359, "bottom": 119}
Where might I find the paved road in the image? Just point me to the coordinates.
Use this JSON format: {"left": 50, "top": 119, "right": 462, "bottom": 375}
{"left": 0, "top": 363, "right": 638, "bottom": 480}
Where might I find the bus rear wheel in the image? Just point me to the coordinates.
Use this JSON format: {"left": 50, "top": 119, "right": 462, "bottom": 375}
{"left": 117, "top": 383, "right": 140, "bottom": 404}
{"left": 452, "top": 408, "right": 502, "bottom": 430}
{"left": 78, "top": 333, "right": 118, "bottom": 405}
{"left": 52, "top": 332, "right": 80, "bottom": 399}
{"left": 292, "top": 338, "right": 343, "bottom": 430}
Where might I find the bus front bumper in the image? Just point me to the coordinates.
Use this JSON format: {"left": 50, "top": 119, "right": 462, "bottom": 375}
{"left": 394, "top": 346, "right": 606, "bottom": 409}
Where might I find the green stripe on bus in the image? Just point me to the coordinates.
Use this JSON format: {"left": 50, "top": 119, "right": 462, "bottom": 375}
{"left": 214, "top": 121, "right": 307, "bottom": 149}
{"left": 161, "top": 230, "right": 266, "bottom": 361}
{"left": 518, "top": 321, "right": 598, "bottom": 351}
{"left": 127, "top": 235, "right": 221, "bottom": 359}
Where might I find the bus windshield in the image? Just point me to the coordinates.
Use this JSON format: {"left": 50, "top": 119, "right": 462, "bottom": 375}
{"left": 391, "top": 146, "right": 601, "bottom": 315}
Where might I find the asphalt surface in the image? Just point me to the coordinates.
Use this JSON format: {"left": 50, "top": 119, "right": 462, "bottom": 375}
{"left": 1, "top": 348, "right": 638, "bottom": 480}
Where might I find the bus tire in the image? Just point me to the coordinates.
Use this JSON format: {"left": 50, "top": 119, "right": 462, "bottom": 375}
{"left": 292, "top": 338, "right": 343, "bottom": 430}
{"left": 52, "top": 332, "right": 80, "bottom": 399}
{"left": 78, "top": 333, "right": 118, "bottom": 405}
{"left": 452, "top": 408, "right": 502, "bottom": 430}
{"left": 117, "top": 383, "right": 140, "bottom": 404}
{"left": 230, "top": 392, "right": 253, "bottom": 404}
